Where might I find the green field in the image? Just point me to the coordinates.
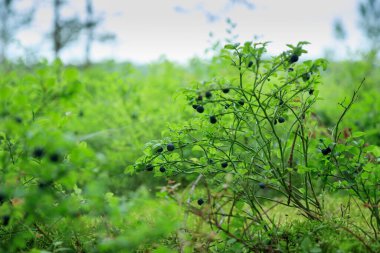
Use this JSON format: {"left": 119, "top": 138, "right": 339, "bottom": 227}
{"left": 0, "top": 42, "right": 380, "bottom": 252}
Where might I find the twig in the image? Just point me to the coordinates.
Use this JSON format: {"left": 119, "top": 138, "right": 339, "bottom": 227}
{"left": 333, "top": 78, "right": 365, "bottom": 144}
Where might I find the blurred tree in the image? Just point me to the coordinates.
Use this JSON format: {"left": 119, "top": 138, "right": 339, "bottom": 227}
{"left": 84, "top": 0, "right": 95, "bottom": 65}
{"left": 51, "top": 0, "right": 83, "bottom": 59}
{"left": 229, "top": 0, "right": 254, "bottom": 10}
{"left": 359, "top": 0, "right": 380, "bottom": 51}
{"left": 0, "top": 0, "right": 34, "bottom": 63}
{"left": 333, "top": 19, "right": 347, "bottom": 41}
{"left": 83, "top": 0, "right": 115, "bottom": 66}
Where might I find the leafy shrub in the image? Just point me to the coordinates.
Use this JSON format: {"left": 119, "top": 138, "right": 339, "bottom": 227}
{"left": 0, "top": 60, "right": 192, "bottom": 252}
{"left": 132, "top": 41, "right": 380, "bottom": 252}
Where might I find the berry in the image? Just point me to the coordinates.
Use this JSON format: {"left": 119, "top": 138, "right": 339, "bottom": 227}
{"left": 159, "top": 166, "right": 166, "bottom": 173}
{"left": 167, "top": 143, "right": 175, "bottom": 151}
{"left": 14, "top": 117, "right": 23, "bottom": 124}
{"left": 278, "top": 117, "right": 285, "bottom": 123}
{"left": 322, "top": 147, "right": 332, "bottom": 156}
{"left": 302, "top": 73, "right": 310, "bottom": 82}
{"left": 196, "top": 105, "right": 204, "bottom": 113}
{"left": 288, "top": 67, "right": 294, "bottom": 72}
{"left": 238, "top": 99, "right": 245, "bottom": 106}
{"left": 32, "top": 147, "right": 45, "bottom": 159}
{"left": 49, "top": 153, "right": 60, "bottom": 163}
{"left": 289, "top": 54, "right": 299, "bottom": 64}
{"left": 196, "top": 95, "right": 203, "bottom": 101}
{"left": 146, "top": 164, "right": 154, "bottom": 171}
{"left": 197, "top": 198, "right": 204, "bottom": 206}
{"left": 259, "top": 182, "right": 266, "bottom": 189}
{"left": 205, "top": 91, "right": 212, "bottom": 99}
{"left": 247, "top": 61, "right": 253, "bottom": 68}
{"left": 1, "top": 215, "right": 10, "bottom": 226}
{"left": 222, "top": 88, "right": 230, "bottom": 93}
{"left": 156, "top": 146, "right": 164, "bottom": 153}
{"left": 209, "top": 115, "right": 217, "bottom": 124}
{"left": 309, "top": 89, "right": 314, "bottom": 95}
{"left": 0, "top": 193, "right": 6, "bottom": 205}
{"left": 38, "top": 180, "right": 53, "bottom": 189}
{"left": 221, "top": 161, "right": 228, "bottom": 168}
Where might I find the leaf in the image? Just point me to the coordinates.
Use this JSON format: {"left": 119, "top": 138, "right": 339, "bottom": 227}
{"left": 224, "top": 44, "right": 236, "bottom": 49}
{"left": 352, "top": 131, "right": 366, "bottom": 138}
{"left": 286, "top": 44, "right": 295, "bottom": 49}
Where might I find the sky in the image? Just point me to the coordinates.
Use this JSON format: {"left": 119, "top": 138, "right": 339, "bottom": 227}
{"left": 14, "top": 0, "right": 366, "bottom": 63}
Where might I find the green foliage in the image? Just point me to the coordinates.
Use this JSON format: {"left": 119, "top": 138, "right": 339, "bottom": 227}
{"left": 318, "top": 57, "right": 380, "bottom": 145}
{"left": 1, "top": 41, "right": 379, "bottom": 252}
{"left": 0, "top": 59, "right": 194, "bottom": 252}
{"left": 134, "top": 42, "right": 380, "bottom": 252}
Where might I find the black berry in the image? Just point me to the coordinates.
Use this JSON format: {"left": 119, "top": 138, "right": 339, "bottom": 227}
{"left": 221, "top": 161, "right": 228, "bottom": 168}
{"left": 14, "top": 117, "right": 23, "bottom": 124}
{"left": 238, "top": 99, "right": 245, "bottom": 106}
{"left": 1, "top": 215, "right": 10, "bottom": 226}
{"left": 247, "top": 61, "right": 253, "bottom": 68}
{"left": 222, "top": 88, "right": 230, "bottom": 93}
{"left": 32, "top": 147, "right": 45, "bottom": 159}
{"left": 38, "top": 180, "right": 53, "bottom": 189}
{"left": 146, "top": 164, "right": 154, "bottom": 171}
{"left": 205, "top": 91, "right": 212, "bottom": 99}
{"left": 259, "top": 182, "right": 266, "bottom": 189}
{"left": 196, "top": 105, "right": 204, "bottom": 113}
{"left": 309, "top": 89, "right": 314, "bottom": 95}
{"left": 156, "top": 146, "right": 164, "bottom": 153}
{"left": 209, "top": 115, "right": 217, "bottom": 124}
{"left": 288, "top": 67, "right": 294, "bottom": 72}
{"left": 197, "top": 198, "right": 204, "bottom": 206}
{"left": 302, "top": 73, "right": 310, "bottom": 82}
{"left": 322, "top": 147, "right": 332, "bottom": 156}
{"left": 167, "top": 143, "right": 175, "bottom": 151}
{"left": 159, "top": 166, "right": 166, "bottom": 173}
{"left": 196, "top": 95, "right": 203, "bottom": 101}
{"left": 49, "top": 153, "right": 60, "bottom": 163}
{"left": 278, "top": 117, "right": 285, "bottom": 123}
{"left": 289, "top": 54, "right": 299, "bottom": 64}
{"left": 0, "top": 193, "right": 6, "bottom": 205}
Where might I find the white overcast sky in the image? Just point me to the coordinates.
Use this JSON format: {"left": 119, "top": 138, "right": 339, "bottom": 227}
{"left": 16, "top": 0, "right": 366, "bottom": 63}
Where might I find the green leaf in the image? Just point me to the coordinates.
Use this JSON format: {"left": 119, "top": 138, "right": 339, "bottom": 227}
{"left": 352, "top": 131, "right": 366, "bottom": 138}
{"left": 224, "top": 44, "right": 236, "bottom": 49}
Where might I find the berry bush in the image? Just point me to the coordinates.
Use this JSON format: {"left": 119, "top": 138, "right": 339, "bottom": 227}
{"left": 132, "top": 42, "right": 380, "bottom": 252}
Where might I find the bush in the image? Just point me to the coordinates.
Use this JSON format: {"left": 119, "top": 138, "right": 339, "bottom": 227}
{"left": 132, "top": 41, "right": 380, "bottom": 252}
